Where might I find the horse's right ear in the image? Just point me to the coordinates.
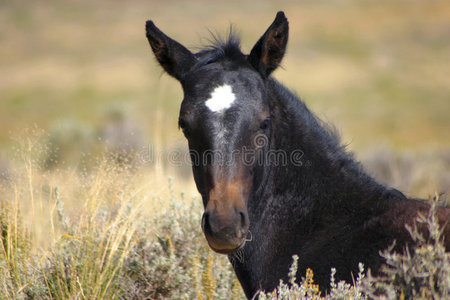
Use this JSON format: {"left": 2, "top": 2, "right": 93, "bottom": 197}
{"left": 146, "top": 21, "right": 196, "bottom": 81}
{"left": 248, "top": 11, "right": 289, "bottom": 77}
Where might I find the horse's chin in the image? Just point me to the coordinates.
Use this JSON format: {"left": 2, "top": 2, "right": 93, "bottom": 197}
{"left": 209, "top": 240, "right": 246, "bottom": 255}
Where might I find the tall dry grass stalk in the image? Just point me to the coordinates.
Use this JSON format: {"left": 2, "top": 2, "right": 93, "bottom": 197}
{"left": 0, "top": 129, "right": 242, "bottom": 299}
{"left": 41, "top": 162, "right": 145, "bottom": 299}
{"left": 1, "top": 130, "right": 145, "bottom": 298}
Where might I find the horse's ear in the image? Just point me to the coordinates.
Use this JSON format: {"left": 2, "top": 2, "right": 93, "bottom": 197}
{"left": 146, "top": 21, "right": 196, "bottom": 81}
{"left": 248, "top": 11, "right": 289, "bottom": 77}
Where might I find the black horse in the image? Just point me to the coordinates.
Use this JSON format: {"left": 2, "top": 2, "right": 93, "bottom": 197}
{"left": 146, "top": 12, "right": 450, "bottom": 298}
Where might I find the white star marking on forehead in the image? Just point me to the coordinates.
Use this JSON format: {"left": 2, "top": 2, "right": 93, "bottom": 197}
{"left": 205, "top": 84, "right": 236, "bottom": 113}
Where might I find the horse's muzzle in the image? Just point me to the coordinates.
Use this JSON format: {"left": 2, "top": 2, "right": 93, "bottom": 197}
{"left": 201, "top": 208, "right": 249, "bottom": 254}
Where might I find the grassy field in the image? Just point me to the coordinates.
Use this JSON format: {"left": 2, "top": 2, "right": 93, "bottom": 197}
{"left": 0, "top": 0, "right": 449, "bottom": 298}
{"left": 1, "top": 0, "right": 449, "bottom": 191}
{"left": 1, "top": 0, "right": 449, "bottom": 149}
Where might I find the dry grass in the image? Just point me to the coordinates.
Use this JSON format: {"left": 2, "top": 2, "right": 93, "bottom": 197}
{"left": 0, "top": 131, "right": 240, "bottom": 298}
{"left": 0, "top": 134, "right": 448, "bottom": 298}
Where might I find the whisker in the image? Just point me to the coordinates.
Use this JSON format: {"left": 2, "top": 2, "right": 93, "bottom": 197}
{"left": 245, "top": 230, "right": 253, "bottom": 242}
{"left": 235, "top": 248, "right": 244, "bottom": 263}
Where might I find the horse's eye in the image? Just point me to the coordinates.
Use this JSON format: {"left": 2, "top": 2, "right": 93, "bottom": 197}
{"left": 260, "top": 118, "right": 270, "bottom": 131}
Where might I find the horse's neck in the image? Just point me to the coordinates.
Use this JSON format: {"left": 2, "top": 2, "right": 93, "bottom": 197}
{"left": 255, "top": 79, "right": 390, "bottom": 221}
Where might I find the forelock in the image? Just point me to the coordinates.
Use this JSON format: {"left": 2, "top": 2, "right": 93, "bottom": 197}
{"left": 192, "top": 30, "right": 245, "bottom": 70}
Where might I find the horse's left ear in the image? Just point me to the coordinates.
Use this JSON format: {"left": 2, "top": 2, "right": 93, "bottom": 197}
{"left": 146, "top": 21, "right": 197, "bottom": 81}
{"left": 248, "top": 11, "right": 289, "bottom": 77}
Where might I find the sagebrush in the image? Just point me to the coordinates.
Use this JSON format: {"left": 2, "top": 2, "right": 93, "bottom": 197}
{"left": 0, "top": 136, "right": 448, "bottom": 299}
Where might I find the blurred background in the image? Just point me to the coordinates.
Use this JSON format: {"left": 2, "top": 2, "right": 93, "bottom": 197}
{"left": 1, "top": 0, "right": 449, "bottom": 198}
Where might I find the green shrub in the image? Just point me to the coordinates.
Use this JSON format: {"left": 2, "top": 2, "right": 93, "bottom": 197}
{"left": 258, "top": 195, "right": 449, "bottom": 300}
{"left": 120, "top": 178, "right": 243, "bottom": 299}
{"left": 361, "top": 195, "right": 449, "bottom": 299}
{"left": 0, "top": 133, "right": 448, "bottom": 299}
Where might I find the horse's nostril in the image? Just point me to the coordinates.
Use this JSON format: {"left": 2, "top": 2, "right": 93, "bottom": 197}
{"left": 239, "top": 211, "right": 247, "bottom": 227}
{"left": 202, "top": 212, "right": 211, "bottom": 234}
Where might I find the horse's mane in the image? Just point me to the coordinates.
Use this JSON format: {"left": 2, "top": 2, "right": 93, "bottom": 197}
{"left": 267, "top": 78, "right": 353, "bottom": 168}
